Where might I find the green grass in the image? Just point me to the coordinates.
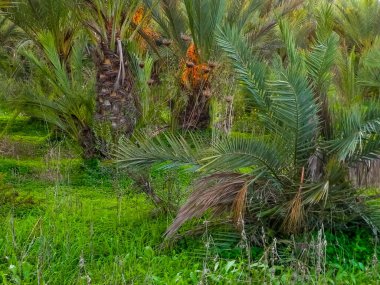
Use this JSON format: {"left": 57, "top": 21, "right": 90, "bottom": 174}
{"left": 0, "top": 116, "right": 380, "bottom": 284}
{"left": 0, "top": 116, "right": 49, "bottom": 138}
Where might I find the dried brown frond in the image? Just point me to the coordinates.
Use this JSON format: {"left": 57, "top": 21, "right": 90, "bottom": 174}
{"left": 282, "top": 167, "right": 305, "bottom": 234}
{"left": 160, "top": 220, "right": 233, "bottom": 249}
{"left": 232, "top": 184, "right": 248, "bottom": 230}
{"left": 164, "top": 173, "right": 251, "bottom": 238}
{"left": 282, "top": 190, "right": 305, "bottom": 234}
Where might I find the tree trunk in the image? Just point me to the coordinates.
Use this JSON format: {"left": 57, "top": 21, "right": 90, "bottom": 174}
{"left": 178, "top": 90, "right": 211, "bottom": 130}
{"left": 94, "top": 43, "right": 164, "bottom": 208}
{"left": 78, "top": 125, "right": 99, "bottom": 159}
{"left": 95, "top": 45, "right": 138, "bottom": 138}
{"left": 177, "top": 43, "right": 213, "bottom": 130}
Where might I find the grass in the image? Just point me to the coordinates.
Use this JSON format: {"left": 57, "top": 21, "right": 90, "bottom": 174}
{"left": 0, "top": 116, "right": 380, "bottom": 284}
{"left": 0, "top": 169, "right": 204, "bottom": 284}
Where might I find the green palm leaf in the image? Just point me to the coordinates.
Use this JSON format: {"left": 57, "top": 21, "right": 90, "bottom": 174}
{"left": 329, "top": 102, "right": 380, "bottom": 162}
{"left": 305, "top": 33, "right": 339, "bottom": 92}
{"left": 269, "top": 67, "right": 320, "bottom": 167}
{"left": 115, "top": 132, "right": 206, "bottom": 170}
{"left": 184, "top": 0, "right": 225, "bottom": 60}
{"left": 201, "top": 135, "right": 286, "bottom": 182}
{"left": 144, "top": 0, "right": 188, "bottom": 53}
{"left": 9, "top": 31, "right": 95, "bottom": 145}
{"left": 216, "top": 25, "right": 268, "bottom": 110}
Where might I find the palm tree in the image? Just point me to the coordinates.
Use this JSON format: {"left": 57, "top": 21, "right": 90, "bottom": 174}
{"left": 3, "top": 32, "right": 97, "bottom": 157}
{"left": 145, "top": 0, "right": 304, "bottom": 130}
{"left": 0, "top": 0, "right": 99, "bottom": 154}
{"left": 145, "top": 0, "right": 226, "bottom": 130}
{"left": 115, "top": 21, "right": 380, "bottom": 239}
{"left": 77, "top": 0, "right": 143, "bottom": 139}
{"left": 334, "top": 0, "right": 380, "bottom": 52}
{"left": 5, "top": 0, "right": 155, "bottom": 155}
{"left": 75, "top": 0, "right": 169, "bottom": 206}
{"left": 6, "top": 0, "right": 78, "bottom": 63}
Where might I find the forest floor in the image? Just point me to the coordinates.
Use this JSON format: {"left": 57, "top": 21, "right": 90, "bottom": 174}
{"left": 0, "top": 114, "right": 379, "bottom": 284}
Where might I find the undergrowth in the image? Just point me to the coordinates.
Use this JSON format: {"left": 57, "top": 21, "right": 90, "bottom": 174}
{"left": 0, "top": 116, "right": 379, "bottom": 284}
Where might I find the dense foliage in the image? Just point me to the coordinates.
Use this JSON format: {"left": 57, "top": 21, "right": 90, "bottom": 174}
{"left": 1, "top": 0, "right": 380, "bottom": 283}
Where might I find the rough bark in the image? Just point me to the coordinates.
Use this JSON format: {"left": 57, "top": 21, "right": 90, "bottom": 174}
{"left": 349, "top": 159, "right": 380, "bottom": 188}
{"left": 78, "top": 125, "right": 99, "bottom": 159}
{"left": 93, "top": 43, "right": 165, "bottom": 207}
{"left": 95, "top": 45, "right": 138, "bottom": 138}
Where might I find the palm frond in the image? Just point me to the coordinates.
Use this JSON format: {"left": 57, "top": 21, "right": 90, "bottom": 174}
{"left": 225, "top": 0, "right": 265, "bottom": 30}
{"left": 269, "top": 64, "right": 320, "bottom": 168}
{"left": 115, "top": 132, "right": 206, "bottom": 171}
{"left": 364, "top": 199, "right": 380, "bottom": 235}
{"left": 334, "top": 49, "right": 361, "bottom": 105}
{"left": 144, "top": 0, "right": 188, "bottom": 54}
{"left": 184, "top": 0, "right": 226, "bottom": 60}
{"left": 314, "top": 1, "right": 335, "bottom": 41}
{"left": 329, "top": 102, "right": 380, "bottom": 162}
{"left": 244, "top": 0, "right": 304, "bottom": 53}
{"left": 8, "top": 31, "right": 95, "bottom": 145}
{"left": 8, "top": 0, "right": 78, "bottom": 61}
{"left": 201, "top": 135, "right": 286, "bottom": 182}
{"left": 165, "top": 172, "right": 250, "bottom": 238}
{"left": 21, "top": 32, "right": 71, "bottom": 95}
{"left": 306, "top": 33, "right": 339, "bottom": 92}
{"left": 358, "top": 37, "right": 380, "bottom": 89}
{"left": 79, "top": 0, "right": 141, "bottom": 49}
{"left": 216, "top": 25, "right": 268, "bottom": 110}
{"left": 278, "top": 20, "right": 298, "bottom": 66}
{"left": 334, "top": 0, "right": 380, "bottom": 49}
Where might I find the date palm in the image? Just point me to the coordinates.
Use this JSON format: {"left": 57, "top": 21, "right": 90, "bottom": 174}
{"left": 77, "top": 0, "right": 143, "bottom": 139}
{"left": 0, "top": 0, "right": 98, "bottom": 155}
{"left": 6, "top": 0, "right": 153, "bottom": 154}
{"left": 334, "top": 0, "right": 380, "bottom": 52}
{"left": 145, "top": 0, "right": 304, "bottom": 130}
{"left": 116, "top": 21, "right": 380, "bottom": 239}
{"left": 145, "top": 0, "right": 226, "bottom": 130}
{"left": 5, "top": 33, "right": 97, "bottom": 158}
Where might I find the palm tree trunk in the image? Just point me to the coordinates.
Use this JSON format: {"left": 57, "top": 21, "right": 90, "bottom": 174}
{"left": 94, "top": 43, "right": 166, "bottom": 207}
{"left": 95, "top": 45, "right": 138, "bottom": 138}
{"left": 177, "top": 43, "right": 213, "bottom": 130}
{"left": 178, "top": 90, "right": 211, "bottom": 130}
{"left": 78, "top": 125, "right": 99, "bottom": 159}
